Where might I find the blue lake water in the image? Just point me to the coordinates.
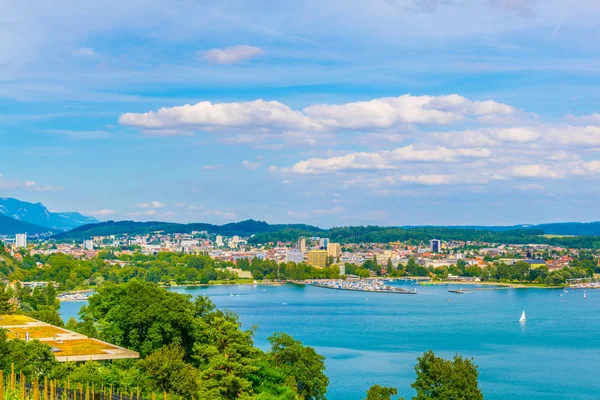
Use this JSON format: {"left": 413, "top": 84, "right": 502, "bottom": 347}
{"left": 60, "top": 283, "right": 600, "bottom": 399}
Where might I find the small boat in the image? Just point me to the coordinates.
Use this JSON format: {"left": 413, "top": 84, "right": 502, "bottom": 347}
{"left": 519, "top": 310, "right": 526, "bottom": 323}
{"left": 584, "top": 291, "right": 587, "bottom": 300}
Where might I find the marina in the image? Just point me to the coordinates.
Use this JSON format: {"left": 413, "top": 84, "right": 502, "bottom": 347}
{"left": 309, "top": 279, "right": 417, "bottom": 294}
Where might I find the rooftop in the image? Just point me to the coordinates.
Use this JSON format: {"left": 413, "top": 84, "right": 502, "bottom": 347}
{"left": 0, "top": 314, "right": 139, "bottom": 362}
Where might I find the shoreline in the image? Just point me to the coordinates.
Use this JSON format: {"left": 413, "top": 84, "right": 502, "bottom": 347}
{"left": 428, "top": 281, "right": 562, "bottom": 289}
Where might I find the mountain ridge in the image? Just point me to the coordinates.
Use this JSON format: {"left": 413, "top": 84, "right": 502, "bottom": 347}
{"left": 53, "top": 219, "right": 600, "bottom": 242}
{"left": 0, "top": 197, "right": 98, "bottom": 231}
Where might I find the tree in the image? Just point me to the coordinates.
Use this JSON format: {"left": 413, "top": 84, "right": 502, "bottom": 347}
{"left": 0, "top": 283, "right": 15, "bottom": 314}
{"left": 412, "top": 351, "right": 483, "bottom": 400}
{"left": 365, "top": 385, "right": 400, "bottom": 400}
{"left": 82, "top": 280, "right": 199, "bottom": 357}
{"left": 143, "top": 344, "right": 200, "bottom": 397}
{"left": 193, "top": 314, "right": 260, "bottom": 399}
{"left": 268, "top": 332, "right": 329, "bottom": 400}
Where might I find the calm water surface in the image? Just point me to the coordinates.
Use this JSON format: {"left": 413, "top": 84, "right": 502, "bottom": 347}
{"left": 60, "top": 283, "right": 600, "bottom": 399}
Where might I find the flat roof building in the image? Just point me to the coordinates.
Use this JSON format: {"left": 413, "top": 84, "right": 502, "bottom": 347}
{"left": 308, "top": 250, "right": 328, "bottom": 268}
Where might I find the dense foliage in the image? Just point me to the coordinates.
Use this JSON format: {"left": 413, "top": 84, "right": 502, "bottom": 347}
{"left": 2, "top": 281, "right": 330, "bottom": 399}
{"left": 250, "top": 226, "right": 600, "bottom": 248}
{"left": 0, "top": 250, "right": 341, "bottom": 290}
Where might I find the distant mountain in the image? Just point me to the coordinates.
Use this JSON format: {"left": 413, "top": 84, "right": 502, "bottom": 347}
{"left": 0, "top": 198, "right": 98, "bottom": 231}
{"left": 54, "top": 219, "right": 323, "bottom": 240}
{"left": 0, "top": 214, "right": 51, "bottom": 236}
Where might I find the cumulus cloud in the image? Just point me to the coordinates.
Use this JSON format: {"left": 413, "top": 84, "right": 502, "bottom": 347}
{"left": 242, "top": 160, "right": 261, "bottom": 170}
{"left": 73, "top": 47, "right": 96, "bottom": 57}
{"left": 90, "top": 209, "right": 116, "bottom": 216}
{"left": 432, "top": 127, "right": 541, "bottom": 147}
{"left": 136, "top": 201, "right": 164, "bottom": 209}
{"left": 0, "top": 175, "right": 62, "bottom": 192}
{"left": 202, "top": 164, "right": 223, "bottom": 170}
{"left": 118, "top": 94, "right": 517, "bottom": 136}
{"left": 200, "top": 45, "right": 265, "bottom": 65}
{"left": 287, "top": 145, "right": 490, "bottom": 174}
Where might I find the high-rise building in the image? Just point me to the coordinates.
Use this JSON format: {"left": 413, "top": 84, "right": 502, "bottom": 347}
{"left": 84, "top": 240, "right": 94, "bottom": 250}
{"left": 286, "top": 250, "right": 304, "bottom": 264}
{"left": 430, "top": 239, "right": 441, "bottom": 253}
{"left": 297, "top": 238, "right": 306, "bottom": 253}
{"left": 338, "top": 264, "right": 346, "bottom": 276}
{"left": 15, "top": 233, "right": 27, "bottom": 248}
{"left": 216, "top": 235, "right": 224, "bottom": 247}
{"left": 327, "top": 243, "right": 341, "bottom": 258}
{"left": 307, "top": 250, "right": 328, "bottom": 268}
{"left": 319, "top": 238, "right": 329, "bottom": 249}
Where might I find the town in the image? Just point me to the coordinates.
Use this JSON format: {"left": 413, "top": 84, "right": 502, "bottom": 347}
{"left": 2, "top": 229, "right": 599, "bottom": 290}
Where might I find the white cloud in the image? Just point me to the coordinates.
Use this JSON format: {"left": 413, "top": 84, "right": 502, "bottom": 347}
{"left": 200, "top": 45, "right": 265, "bottom": 65}
{"left": 433, "top": 127, "right": 541, "bottom": 147}
{"left": 144, "top": 209, "right": 157, "bottom": 216}
{"left": 281, "top": 179, "right": 293, "bottom": 184}
{"left": 91, "top": 209, "right": 116, "bottom": 216}
{"left": 573, "top": 113, "right": 600, "bottom": 124}
{"left": 118, "top": 94, "right": 517, "bottom": 136}
{"left": 287, "top": 145, "right": 490, "bottom": 174}
{"left": 73, "top": 47, "right": 96, "bottom": 57}
{"left": 119, "top": 99, "right": 319, "bottom": 133}
{"left": 202, "top": 164, "right": 223, "bottom": 170}
{"left": 242, "top": 160, "right": 261, "bottom": 170}
{"left": 135, "top": 201, "right": 164, "bottom": 209}
{"left": 0, "top": 175, "right": 62, "bottom": 192}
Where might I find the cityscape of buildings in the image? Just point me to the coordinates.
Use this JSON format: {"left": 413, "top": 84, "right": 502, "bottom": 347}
{"left": 3, "top": 230, "right": 597, "bottom": 282}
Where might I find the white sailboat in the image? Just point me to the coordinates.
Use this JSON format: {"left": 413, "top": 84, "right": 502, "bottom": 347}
{"left": 584, "top": 291, "right": 587, "bottom": 300}
{"left": 519, "top": 310, "right": 526, "bottom": 323}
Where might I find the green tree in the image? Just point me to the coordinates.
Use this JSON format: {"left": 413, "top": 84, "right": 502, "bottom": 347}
{"left": 412, "top": 351, "right": 483, "bottom": 400}
{"left": 142, "top": 344, "right": 200, "bottom": 397}
{"left": 365, "top": 385, "right": 400, "bottom": 400}
{"left": 268, "top": 332, "right": 329, "bottom": 400}
{"left": 0, "top": 283, "right": 14, "bottom": 314}
{"left": 83, "top": 280, "right": 199, "bottom": 357}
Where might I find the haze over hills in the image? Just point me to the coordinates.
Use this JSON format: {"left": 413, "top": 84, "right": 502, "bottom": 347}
{"left": 54, "top": 219, "right": 324, "bottom": 240}
{"left": 2, "top": 198, "right": 600, "bottom": 242}
{"left": 0, "top": 214, "right": 51, "bottom": 235}
{"left": 0, "top": 197, "right": 98, "bottom": 231}
{"left": 52, "top": 219, "right": 600, "bottom": 249}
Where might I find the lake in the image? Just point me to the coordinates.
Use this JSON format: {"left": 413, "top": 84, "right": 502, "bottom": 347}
{"left": 60, "top": 283, "right": 600, "bottom": 399}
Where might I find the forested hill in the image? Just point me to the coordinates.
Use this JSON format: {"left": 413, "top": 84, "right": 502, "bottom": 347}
{"left": 54, "top": 219, "right": 600, "bottom": 248}
{"left": 54, "top": 219, "right": 323, "bottom": 240}
{"left": 0, "top": 214, "right": 52, "bottom": 235}
{"left": 248, "top": 226, "right": 600, "bottom": 248}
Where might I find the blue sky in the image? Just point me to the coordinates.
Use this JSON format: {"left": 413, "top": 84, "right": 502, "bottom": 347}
{"left": 2, "top": 0, "right": 600, "bottom": 227}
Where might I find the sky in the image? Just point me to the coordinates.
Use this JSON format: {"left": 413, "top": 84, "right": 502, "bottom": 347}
{"left": 2, "top": 0, "right": 600, "bottom": 227}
